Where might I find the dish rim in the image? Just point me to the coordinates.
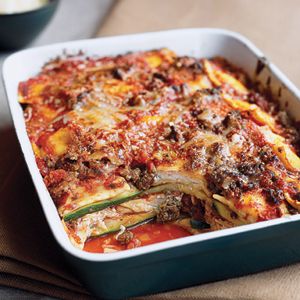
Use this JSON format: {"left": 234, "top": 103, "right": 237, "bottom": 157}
{"left": 3, "top": 27, "right": 300, "bottom": 262}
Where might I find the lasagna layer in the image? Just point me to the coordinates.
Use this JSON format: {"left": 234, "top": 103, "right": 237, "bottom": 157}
{"left": 19, "top": 49, "right": 300, "bottom": 252}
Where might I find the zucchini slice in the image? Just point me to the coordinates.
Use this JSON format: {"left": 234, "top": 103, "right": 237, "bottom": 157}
{"left": 90, "top": 212, "right": 155, "bottom": 237}
{"left": 64, "top": 191, "right": 141, "bottom": 221}
{"left": 63, "top": 183, "right": 176, "bottom": 221}
{"left": 213, "top": 200, "right": 245, "bottom": 226}
{"left": 64, "top": 181, "right": 213, "bottom": 222}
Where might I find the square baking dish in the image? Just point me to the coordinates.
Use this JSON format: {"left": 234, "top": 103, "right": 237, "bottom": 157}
{"left": 3, "top": 28, "right": 300, "bottom": 299}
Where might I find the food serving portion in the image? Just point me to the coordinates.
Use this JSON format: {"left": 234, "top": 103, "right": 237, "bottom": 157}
{"left": 19, "top": 48, "right": 300, "bottom": 253}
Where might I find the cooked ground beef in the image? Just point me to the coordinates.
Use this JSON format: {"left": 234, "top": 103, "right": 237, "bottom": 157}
{"left": 263, "top": 188, "right": 285, "bottom": 205}
{"left": 119, "top": 165, "right": 156, "bottom": 190}
{"left": 116, "top": 230, "right": 134, "bottom": 245}
{"left": 206, "top": 163, "right": 247, "bottom": 199}
{"left": 156, "top": 193, "right": 182, "bottom": 223}
{"left": 222, "top": 110, "right": 243, "bottom": 131}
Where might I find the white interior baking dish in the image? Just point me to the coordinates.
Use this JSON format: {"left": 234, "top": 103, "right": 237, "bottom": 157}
{"left": 3, "top": 28, "right": 300, "bottom": 299}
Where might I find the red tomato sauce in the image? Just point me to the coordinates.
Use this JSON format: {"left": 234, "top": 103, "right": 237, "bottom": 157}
{"left": 84, "top": 223, "right": 191, "bottom": 253}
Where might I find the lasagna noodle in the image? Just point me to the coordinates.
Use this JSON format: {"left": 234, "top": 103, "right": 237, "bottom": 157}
{"left": 19, "top": 49, "right": 300, "bottom": 251}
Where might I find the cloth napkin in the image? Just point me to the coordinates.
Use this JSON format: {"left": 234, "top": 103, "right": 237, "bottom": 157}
{"left": 1, "top": 0, "right": 300, "bottom": 299}
{"left": 0, "top": 128, "right": 92, "bottom": 300}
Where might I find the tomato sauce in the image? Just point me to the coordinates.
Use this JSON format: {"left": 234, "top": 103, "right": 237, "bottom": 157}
{"left": 84, "top": 223, "right": 191, "bottom": 253}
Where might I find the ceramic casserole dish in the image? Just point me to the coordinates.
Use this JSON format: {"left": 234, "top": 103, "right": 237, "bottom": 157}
{"left": 3, "top": 28, "right": 300, "bottom": 299}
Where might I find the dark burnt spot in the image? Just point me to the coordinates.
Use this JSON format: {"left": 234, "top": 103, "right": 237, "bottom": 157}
{"left": 181, "top": 194, "right": 193, "bottom": 214}
{"left": 255, "top": 57, "right": 267, "bottom": 76}
{"left": 126, "top": 94, "right": 146, "bottom": 107}
{"left": 77, "top": 91, "right": 89, "bottom": 102}
{"left": 166, "top": 125, "right": 178, "bottom": 141}
{"left": 230, "top": 211, "right": 238, "bottom": 219}
{"left": 263, "top": 188, "right": 284, "bottom": 205}
{"left": 112, "top": 68, "right": 124, "bottom": 80}
{"left": 20, "top": 103, "right": 29, "bottom": 111}
{"left": 222, "top": 110, "right": 243, "bottom": 130}
{"left": 191, "top": 202, "right": 206, "bottom": 222}
{"left": 259, "top": 146, "right": 278, "bottom": 164}
{"left": 191, "top": 61, "right": 203, "bottom": 71}
{"left": 238, "top": 162, "right": 265, "bottom": 176}
{"left": 242, "top": 181, "right": 257, "bottom": 191}
{"left": 287, "top": 203, "right": 298, "bottom": 215}
{"left": 171, "top": 85, "right": 181, "bottom": 93}
{"left": 153, "top": 72, "right": 167, "bottom": 82}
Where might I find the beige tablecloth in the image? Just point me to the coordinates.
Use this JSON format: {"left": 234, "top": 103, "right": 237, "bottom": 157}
{"left": 1, "top": 1, "right": 300, "bottom": 299}
{"left": 99, "top": 0, "right": 300, "bottom": 87}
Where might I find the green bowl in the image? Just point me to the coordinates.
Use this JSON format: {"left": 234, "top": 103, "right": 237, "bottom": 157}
{"left": 0, "top": 0, "right": 59, "bottom": 50}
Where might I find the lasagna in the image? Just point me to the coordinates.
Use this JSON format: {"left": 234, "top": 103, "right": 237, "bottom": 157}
{"left": 19, "top": 49, "right": 300, "bottom": 253}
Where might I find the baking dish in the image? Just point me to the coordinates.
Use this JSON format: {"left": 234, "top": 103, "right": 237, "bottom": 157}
{"left": 3, "top": 28, "right": 300, "bottom": 299}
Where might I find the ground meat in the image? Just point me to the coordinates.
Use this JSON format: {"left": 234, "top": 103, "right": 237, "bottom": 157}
{"left": 55, "top": 154, "right": 79, "bottom": 171}
{"left": 263, "top": 188, "right": 285, "bottom": 205}
{"left": 163, "top": 124, "right": 184, "bottom": 142}
{"left": 238, "top": 161, "right": 265, "bottom": 176}
{"left": 116, "top": 230, "right": 134, "bottom": 245}
{"left": 55, "top": 155, "right": 106, "bottom": 179}
{"left": 148, "top": 76, "right": 165, "bottom": 90}
{"left": 66, "top": 91, "right": 89, "bottom": 110}
{"left": 222, "top": 110, "right": 243, "bottom": 131}
{"left": 157, "top": 193, "right": 182, "bottom": 223}
{"left": 259, "top": 146, "right": 277, "bottom": 163}
{"left": 174, "top": 56, "right": 202, "bottom": 72}
{"left": 191, "top": 88, "right": 220, "bottom": 106}
{"left": 180, "top": 194, "right": 207, "bottom": 223}
{"left": 206, "top": 164, "right": 247, "bottom": 198}
{"left": 196, "top": 109, "right": 222, "bottom": 131}
{"left": 208, "top": 142, "right": 231, "bottom": 166}
{"left": 119, "top": 166, "right": 141, "bottom": 182}
{"left": 47, "top": 171, "right": 77, "bottom": 206}
{"left": 119, "top": 165, "right": 156, "bottom": 190}
{"left": 259, "top": 170, "right": 286, "bottom": 193}
{"left": 135, "top": 170, "right": 156, "bottom": 190}
{"left": 247, "top": 92, "right": 271, "bottom": 112}
{"left": 185, "top": 145, "right": 206, "bottom": 170}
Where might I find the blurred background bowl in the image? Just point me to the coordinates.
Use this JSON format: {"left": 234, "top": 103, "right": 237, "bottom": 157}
{"left": 0, "top": 0, "right": 59, "bottom": 50}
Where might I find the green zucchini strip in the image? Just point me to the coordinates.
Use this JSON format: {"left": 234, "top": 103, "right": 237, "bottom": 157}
{"left": 64, "top": 191, "right": 141, "bottom": 221}
{"left": 63, "top": 183, "right": 176, "bottom": 222}
{"left": 213, "top": 200, "right": 246, "bottom": 226}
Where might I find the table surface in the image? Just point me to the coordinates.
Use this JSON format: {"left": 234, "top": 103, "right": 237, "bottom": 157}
{"left": 0, "top": 0, "right": 113, "bottom": 298}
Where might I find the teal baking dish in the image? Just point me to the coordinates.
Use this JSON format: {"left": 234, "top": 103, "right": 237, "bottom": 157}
{"left": 3, "top": 28, "right": 300, "bottom": 299}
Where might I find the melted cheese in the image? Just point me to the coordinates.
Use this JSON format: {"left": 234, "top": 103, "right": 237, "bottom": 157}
{"left": 46, "top": 127, "right": 72, "bottom": 156}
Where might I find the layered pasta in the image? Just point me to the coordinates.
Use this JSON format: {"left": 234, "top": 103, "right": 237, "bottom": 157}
{"left": 19, "top": 49, "right": 300, "bottom": 253}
